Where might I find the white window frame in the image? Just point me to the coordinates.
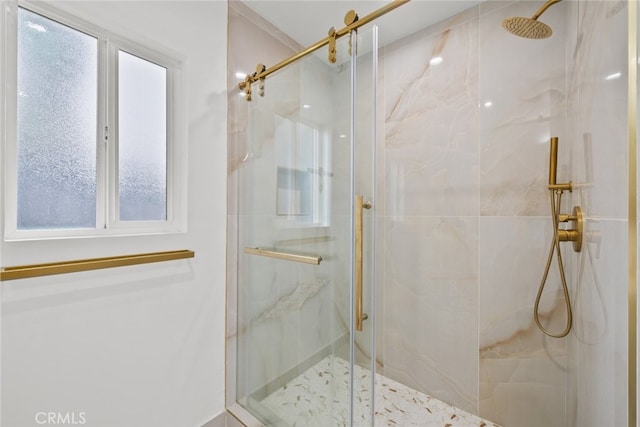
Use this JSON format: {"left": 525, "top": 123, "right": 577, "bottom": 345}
{"left": 2, "top": 0, "right": 187, "bottom": 241}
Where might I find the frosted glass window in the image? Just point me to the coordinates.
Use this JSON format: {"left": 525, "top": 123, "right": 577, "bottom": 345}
{"left": 118, "top": 51, "right": 167, "bottom": 221}
{"left": 8, "top": 5, "right": 182, "bottom": 238}
{"left": 17, "top": 8, "right": 98, "bottom": 229}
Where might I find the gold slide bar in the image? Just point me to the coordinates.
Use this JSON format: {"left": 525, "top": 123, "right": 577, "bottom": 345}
{"left": 0, "top": 250, "right": 195, "bottom": 281}
{"left": 244, "top": 247, "right": 322, "bottom": 265}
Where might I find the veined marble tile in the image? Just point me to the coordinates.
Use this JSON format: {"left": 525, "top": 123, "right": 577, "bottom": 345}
{"left": 479, "top": 216, "right": 567, "bottom": 350}
{"left": 479, "top": 357, "right": 566, "bottom": 427}
{"left": 382, "top": 216, "right": 478, "bottom": 413}
{"left": 382, "top": 18, "right": 479, "bottom": 217}
{"left": 566, "top": 0, "right": 627, "bottom": 220}
{"left": 259, "top": 355, "right": 500, "bottom": 427}
{"left": 569, "top": 219, "right": 628, "bottom": 427}
{"left": 479, "top": 1, "right": 567, "bottom": 217}
{"left": 478, "top": 216, "right": 568, "bottom": 426}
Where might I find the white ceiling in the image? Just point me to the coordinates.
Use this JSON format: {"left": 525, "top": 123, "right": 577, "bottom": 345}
{"left": 242, "top": 0, "right": 482, "bottom": 49}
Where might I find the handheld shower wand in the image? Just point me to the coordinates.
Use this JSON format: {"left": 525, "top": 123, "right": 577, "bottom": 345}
{"left": 534, "top": 137, "right": 583, "bottom": 338}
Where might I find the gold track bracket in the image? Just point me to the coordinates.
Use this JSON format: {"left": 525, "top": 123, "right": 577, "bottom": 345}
{"left": 239, "top": 75, "right": 252, "bottom": 101}
{"left": 344, "top": 9, "right": 359, "bottom": 25}
{"left": 238, "top": 64, "right": 266, "bottom": 101}
{"left": 345, "top": 10, "right": 359, "bottom": 56}
{"left": 328, "top": 27, "right": 338, "bottom": 63}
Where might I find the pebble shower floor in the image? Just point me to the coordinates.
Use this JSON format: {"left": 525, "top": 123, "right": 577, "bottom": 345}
{"left": 259, "top": 355, "right": 500, "bottom": 427}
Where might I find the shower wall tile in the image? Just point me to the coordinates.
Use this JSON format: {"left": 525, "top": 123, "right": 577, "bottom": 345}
{"left": 565, "top": 1, "right": 629, "bottom": 426}
{"left": 227, "top": 2, "right": 301, "bottom": 216}
{"left": 478, "top": 216, "right": 567, "bottom": 427}
{"left": 566, "top": 0, "right": 627, "bottom": 221}
{"left": 382, "top": 18, "right": 479, "bottom": 218}
{"left": 480, "top": 357, "right": 566, "bottom": 427}
{"left": 382, "top": 216, "right": 479, "bottom": 414}
{"left": 570, "top": 219, "right": 627, "bottom": 427}
{"left": 478, "top": 216, "right": 564, "bottom": 348}
{"left": 479, "top": 1, "right": 568, "bottom": 217}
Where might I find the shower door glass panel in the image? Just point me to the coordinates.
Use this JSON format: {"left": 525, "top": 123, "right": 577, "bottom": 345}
{"left": 237, "top": 28, "right": 377, "bottom": 426}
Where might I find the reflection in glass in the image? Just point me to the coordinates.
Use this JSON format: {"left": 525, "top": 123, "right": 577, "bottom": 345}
{"left": 275, "top": 115, "right": 329, "bottom": 227}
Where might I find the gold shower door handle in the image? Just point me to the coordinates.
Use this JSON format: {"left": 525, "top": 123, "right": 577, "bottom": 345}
{"left": 355, "top": 195, "right": 372, "bottom": 331}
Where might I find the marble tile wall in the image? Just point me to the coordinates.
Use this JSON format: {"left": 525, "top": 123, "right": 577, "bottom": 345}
{"left": 380, "top": 11, "right": 481, "bottom": 416}
{"left": 379, "top": 1, "right": 627, "bottom": 426}
{"left": 478, "top": 2, "right": 568, "bottom": 426}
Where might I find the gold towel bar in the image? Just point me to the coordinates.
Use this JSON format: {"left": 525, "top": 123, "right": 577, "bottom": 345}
{"left": 244, "top": 247, "right": 322, "bottom": 265}
{"left": 0, "top": 250, "right": 195, "bottom": 281}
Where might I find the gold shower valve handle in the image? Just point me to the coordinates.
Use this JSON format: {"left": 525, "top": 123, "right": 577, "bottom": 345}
{"left": 558, "top": 212, "right": 579, "bottom": 223}
{"left": 557, "top": 206, "right": 583, "bottom": 252}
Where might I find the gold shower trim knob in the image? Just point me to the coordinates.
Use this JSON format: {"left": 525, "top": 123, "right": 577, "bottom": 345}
{"left": 557, "top": 206, "right": 583, "bottom": 252}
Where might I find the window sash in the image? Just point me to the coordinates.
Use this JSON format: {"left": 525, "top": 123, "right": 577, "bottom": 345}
{"left": 4, "top": 1, "right": 185, "bottom": 240}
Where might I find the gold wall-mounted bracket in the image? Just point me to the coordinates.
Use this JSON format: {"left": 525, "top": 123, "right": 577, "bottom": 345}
{"left": 256, "top": 63, "right": 266, "bottom": 97}
{"left": 238, "top": 75, "right": 252, "bottom": 101}
{"left": 238, "top": 64, "right": 266, "bottom": 102}
{"left": 328, "top": 27, "right": 338, "bottom": 63}
{"left": 344, "top": 10, "right": 359, "bottom": 56}
{"left": 344, "top": 9, "right": 359, "bottom": 26}
{"left": 557, "top": 206, "right": 583, "bottom": 252}
{"left": 549, "top": 182, "right": 573, "bottom": 192}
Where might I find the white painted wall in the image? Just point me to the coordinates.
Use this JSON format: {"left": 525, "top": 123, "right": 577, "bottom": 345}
{"left": 0, "top": 1, "right": 227, "bottom": 426}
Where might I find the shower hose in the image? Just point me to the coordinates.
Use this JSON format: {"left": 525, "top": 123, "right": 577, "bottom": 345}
{"left": 533, "top": 189, "right": 573, "bottom": 338}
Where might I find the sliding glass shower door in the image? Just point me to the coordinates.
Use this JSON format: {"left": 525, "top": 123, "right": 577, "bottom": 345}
{"left": 236, "top": 27, "right": 378, "bottom": 426}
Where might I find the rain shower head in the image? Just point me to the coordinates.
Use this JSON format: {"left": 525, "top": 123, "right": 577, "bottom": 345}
{"left": 502, "top": 0, "right": 562, "bottom": 39}
{"left": 502, "top": 16, "right": 552, "bottom": 39}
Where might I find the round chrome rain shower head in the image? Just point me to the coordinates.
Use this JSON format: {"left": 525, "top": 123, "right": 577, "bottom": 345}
{"left": 502, "top": 16, "right": 552, "bottom": 39}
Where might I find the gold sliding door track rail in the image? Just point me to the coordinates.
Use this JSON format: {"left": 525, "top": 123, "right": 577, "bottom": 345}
{"left": 238, "top": 0, "right": 410, "bottom": 100}
{"left": 0, "top": 250, "right": 195, "bottom": 281}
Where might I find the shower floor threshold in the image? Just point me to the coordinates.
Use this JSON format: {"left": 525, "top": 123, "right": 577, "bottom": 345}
{"left": 259, "top": 355, "right": 500, "bottom": 427}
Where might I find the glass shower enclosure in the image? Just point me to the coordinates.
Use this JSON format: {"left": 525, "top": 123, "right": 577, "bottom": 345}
{"left": 228, "top": 1, "right": 633, "bottom": 426}
{"left": 235, "top": 27, "right": 379, "bottom": 426}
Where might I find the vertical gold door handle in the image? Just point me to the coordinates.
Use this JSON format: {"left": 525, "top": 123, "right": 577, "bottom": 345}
{"left": 355, "top": 195, "right": 372, "bottom": 331}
